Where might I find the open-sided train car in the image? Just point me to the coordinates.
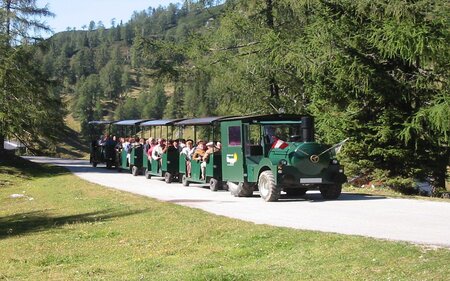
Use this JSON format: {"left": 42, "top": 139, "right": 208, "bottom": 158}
{"left": 88, "top": 120, "right": 116, "bottom": 169}
{"left": 141, "top": 119, "right": 185, "bottom": 183}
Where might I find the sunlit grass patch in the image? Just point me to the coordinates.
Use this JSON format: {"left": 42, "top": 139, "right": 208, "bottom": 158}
{"left": 1, "top": 156, "right": 449, "bottom": 280}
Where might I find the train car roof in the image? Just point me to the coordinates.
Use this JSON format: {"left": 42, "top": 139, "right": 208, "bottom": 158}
{"left": 175, "top": 116, "right": 230, "bottom": 126}
{"left": 114, "top": 119, "right": 152, "bottom": 126}
{"left": 140, "top": 118, "right": 186, "bottom": 127}
{"left": 220, "top": 114, "right": 309, "bottom": 123}
{"left": 88, "top": 120, "right": 115, "bottom": 125}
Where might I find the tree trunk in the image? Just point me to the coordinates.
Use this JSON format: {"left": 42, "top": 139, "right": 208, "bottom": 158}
{"left": 265, "top": 0, "right": 274, "bottom": 28}
{"left": 0, "top": 134, "right": 4, "bottom": 151}
{"left": 5, "top": 0, "right": 11, "bottom": 37}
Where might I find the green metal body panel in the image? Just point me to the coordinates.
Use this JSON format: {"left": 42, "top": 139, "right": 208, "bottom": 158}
{"left": 220, "top": 121, "right": 245, "bottom": 182}
{"left": 120, "top": 149, "right": 129, "bottom": 170}
{"left": 179, "top": 154, "right": 187, "bottom": 174}
{"left": 150, "top": 158, "right": 163, "bottom": 176}
{"left": 129, "top": 146, "right": 143, "bottom": 168}
{"left": 143, "top": 150, "right": 150, "bottom": 169}
{"left": 147, "top": 149, "right": 180, "bottom": 177}
{"left": 182, "top": 153, "right": 223, "bottom": 184}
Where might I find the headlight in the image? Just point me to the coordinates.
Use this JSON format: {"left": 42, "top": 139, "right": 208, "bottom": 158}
{"left": 279, "top": 159, "right": 288, "bottom": 166}
{"left": 332, "top": 159, "right": 339, "bottom": 165}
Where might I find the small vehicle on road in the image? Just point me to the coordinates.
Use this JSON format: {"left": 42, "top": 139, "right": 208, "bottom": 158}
{"left": 219, "top": 114, "right": 347, "bottom": 201}
{"left": 114, "top": 119, "right": 150, "bottom": 175}
{"left": 175, "top": 117, "right": 227, "bottom": 191}
{"left": 140, "top": 119, "right": 185, "bottom": 183}
{"left": 88, "top": 120, "right": 116, "bottom": 169}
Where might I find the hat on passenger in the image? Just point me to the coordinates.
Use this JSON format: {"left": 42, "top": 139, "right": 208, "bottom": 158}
{"left": 206, "top": 142, "right": 214, "bottom": 147}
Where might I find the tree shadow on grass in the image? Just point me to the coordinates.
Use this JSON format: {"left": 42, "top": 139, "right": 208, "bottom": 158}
{"left": 54, "top": 125, "right": 90, "bottom": 159}
{"left": 0, "top": 155, "right": 69, "bottom": 183}
{"left": 0, "top": 208, "right": 149, "bottom": 239}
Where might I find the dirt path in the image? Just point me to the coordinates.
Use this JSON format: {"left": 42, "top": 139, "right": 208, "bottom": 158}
{"left": 27, "top": 156, "right": 450, "bottom": 247}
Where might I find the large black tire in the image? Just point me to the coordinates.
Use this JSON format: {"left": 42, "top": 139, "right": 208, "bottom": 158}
{"left": 209, "top": 178, "right": 221, "bottom": 192}
{"left": 258, "top": 171, "right": 281, "bottom": 202}
{"left": 319, "top": 184, "right": 342, "bottom": 200}
{"left": 92, "top": 162, "right": 97, "bottom": 168}
{"left": 165, "top": 172, "right": 173, "bottom": 184}
{"left": 182, "top": 174, "right": 189, "bottom": 186}
{"left": 222, "top": 182, "right": 229, "bottom": 191}
{"left": 106, "top": 161, "right": 112, "bottom": 169}
{"left": 131, "top": 166, "right": 139, "bottom": 176}
{"left": 285, "top": 188, "right": 307, "bottom": 197}
{"left": 144, "top": 168, "right": 151, "bottom": 179}
{"left": 228, "top": 181, "right": 254, "bottom": 197}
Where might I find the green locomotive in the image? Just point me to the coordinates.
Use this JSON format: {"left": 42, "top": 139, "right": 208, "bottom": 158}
{"left": 219, "top": 115, "right": 346, "bottom": 201}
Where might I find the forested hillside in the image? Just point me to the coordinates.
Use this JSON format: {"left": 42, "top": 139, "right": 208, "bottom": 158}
{"left": 3, "top": 0, "right": 449, "bottom": 193}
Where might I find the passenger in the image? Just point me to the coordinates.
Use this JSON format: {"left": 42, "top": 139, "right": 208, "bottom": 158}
{"left": 201, "top": 142, "right": 219, "bottom": 180}
{"left": 181, "top": 140, "right": 194, "bottom": 177}
{"left": 215, "top": 142, "right": 222, "bottom": 151}
{"left": 143, "top": 139, "right": 150, "bottom": 157}
{"left": 192, "top": 141, "right": 206, "bottom": 162}
{"left": 122, "top": 137, "right": 131, "bottom": 165}
{"left": 178, "top": 139, "right": 186, "bottom": 152}
{"left": 122, "top": 137, "right": 130, "bottom": 152}
{"left": 105, "top": 135, "right": 116, "bottom": 147}
{"left": 152, "top": 138, "right": 166, "bottom": 168}
{"left": 115, "top": 137, "right": 124, "bottom": 152}
{"left": 147, "top": 138, "right": 157, "bottom": 160}
{"left": 168, "top": 140, "right": 178, "bottom": 153}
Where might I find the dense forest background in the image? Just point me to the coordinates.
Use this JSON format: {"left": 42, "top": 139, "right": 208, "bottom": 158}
{"left": 1, "top": 0, "right": 449, "bottom": 193}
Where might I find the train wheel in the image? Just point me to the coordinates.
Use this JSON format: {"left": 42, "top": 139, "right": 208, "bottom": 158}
{"left": 182, "top": 174, "right": 189, "bottom": 186}
{"left": 92, "top": 162, "right": 97, "bottom": 168}
{"left": 165, "top": 172, "right": 173, "bottom": 184}
{"left": 285, "top": 188, "right": 307, "bottom": 196}
{"left": 228, "top": 181, "right": 253, "bottom": 197}
{"left": 132, "top": 166, "right": 139, "bottom": 176}
{"left": 258, "top": 171, "right": 281, "bottom": 202}
{"left": 209, "top": 178, "right": 220, "bottom": 192}
{"left": 144, "top": 169, "right": 151, "bottom": 179}
{"left": 221, "top": 182, "right": 229, "bottom": 191}
{"left": 319, "top": 184, "right": 342, "bottom": 200}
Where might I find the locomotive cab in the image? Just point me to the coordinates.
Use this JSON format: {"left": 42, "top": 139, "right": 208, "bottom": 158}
{"left": 220, "top": 114, "right": 347, "bottom": 202}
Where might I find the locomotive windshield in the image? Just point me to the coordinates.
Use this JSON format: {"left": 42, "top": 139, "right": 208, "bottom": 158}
{"left": 263, "top": 123, "right": 302, "bottom": 142}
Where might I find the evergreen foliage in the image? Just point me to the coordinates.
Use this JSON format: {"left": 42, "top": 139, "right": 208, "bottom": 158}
{"left": 0, "top": 0, "right": 63, "bottom": 152}
{"left": 27, "top": 0, "right": 449, "bottom": 189}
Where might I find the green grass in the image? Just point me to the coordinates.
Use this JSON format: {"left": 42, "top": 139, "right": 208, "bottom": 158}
{"left": 1, "top": 155, "right": 449, "bottom": 280}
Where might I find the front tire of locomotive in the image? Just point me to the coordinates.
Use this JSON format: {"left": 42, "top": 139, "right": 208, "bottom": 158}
{"left": 165, "top": 172, "right": 173, "bottom": 184}
{"left": 209, "top": 178, "right": 220, "bottom": 192}
{"left": 182, "top": 174, "right": 189, "bottom": 186}
{"left": 319, "top": 184, "right": 342, "bottom": 200}
{"left": 92, "top": 161, "right": 97, "bottom": 168}
{"left": 284, "top": 188, "right": 307, "bottom": 197}
{"left": 131, "top": 166, "right": 139, "bottom": 176}
{"left": 258, "top": 171, "right": 281, "bottom": 202}
{"left": 106, "top": 161, "right": 112, "bottom": 169}
{"left": 144, "top": 168, "right": 151, "bottom": 179}
{"left": 228, "top": 182, "right": 254, "bottom": 197}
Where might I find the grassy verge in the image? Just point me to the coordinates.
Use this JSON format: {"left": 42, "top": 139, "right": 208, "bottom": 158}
{"left": 1, "top": 156, "right": 449, "bottom": 280}
{"left": 54, "top": 113, "right": 89, "bottom": 159}
{"left": 343, "top": 184, "right": 449, "bottom": 202}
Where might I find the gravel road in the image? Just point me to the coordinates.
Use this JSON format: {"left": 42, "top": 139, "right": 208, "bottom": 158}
{"left": 26, "top": 157, "right": 450, "bottom": 247}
